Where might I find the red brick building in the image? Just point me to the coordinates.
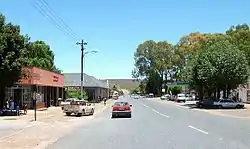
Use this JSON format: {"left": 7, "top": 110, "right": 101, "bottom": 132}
{"left": 5, "top": 67, "right": 64, "bottom": 109}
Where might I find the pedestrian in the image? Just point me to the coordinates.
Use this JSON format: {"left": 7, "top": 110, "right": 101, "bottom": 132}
{"left": 23, "top": 104, "right": 28, "bottom": 115}
{"left": 103, "top": 98, "right": 107, "bottom": 106}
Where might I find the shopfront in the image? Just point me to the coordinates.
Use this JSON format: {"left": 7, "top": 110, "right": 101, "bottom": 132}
{"left": 4, "top": 67, "right": 64, "bottom": 109}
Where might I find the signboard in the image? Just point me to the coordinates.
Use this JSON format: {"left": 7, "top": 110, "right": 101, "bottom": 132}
{"left": 53, "top": 75, "right": 59, "bottom": 82}
{"left": 162, "top": 89, "right": 165, "bottom": 93}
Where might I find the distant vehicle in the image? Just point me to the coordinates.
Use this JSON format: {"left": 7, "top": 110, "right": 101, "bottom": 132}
{"left": 63, "top": 100, "right": 95, "bottom": 116}
{"left": 185, "top": 94, "right": 192, "bottom": 101}
{"left": 176, "top": 93, "right": 186, "bottom": 102}
{"left": 131, "top": 94, "right": 140, "bottom": 99}
{"left": 148, "top": 93, "right": 154, "bottom": 98}
{"left": 112, "top": 101, "right": 132, "bottom": 118}
{"left": 161, "top": 94, "right": 170, "bottom": 100}
{"left": 214, "top": 99, "right": 244, "bottom": 109}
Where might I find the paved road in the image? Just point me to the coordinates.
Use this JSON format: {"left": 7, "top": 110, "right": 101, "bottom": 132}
{"left": 47, "top": 96, "right": 250, "bottom": 149}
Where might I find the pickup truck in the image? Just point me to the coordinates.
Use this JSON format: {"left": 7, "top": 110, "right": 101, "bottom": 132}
{"left": 63, "top": 100, "right": 95, "bottom": 116}
{"left": 61, "top": 98, "right": 76, "bottom": 110}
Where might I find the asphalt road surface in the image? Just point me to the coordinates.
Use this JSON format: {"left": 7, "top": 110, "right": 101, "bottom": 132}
{"left": 47, "top": 96, "right": 250, "bottom": 149}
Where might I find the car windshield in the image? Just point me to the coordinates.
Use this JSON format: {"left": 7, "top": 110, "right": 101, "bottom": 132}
{"left": 114, "top": 102, "right": 129, "bottom": 106}
{"left": 65, "top": 98, "right": 74, "bottom": 102}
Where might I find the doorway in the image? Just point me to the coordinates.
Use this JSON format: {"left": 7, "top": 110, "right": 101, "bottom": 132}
{"left": 14, "top": 89, "right": 22, "bottom": 108}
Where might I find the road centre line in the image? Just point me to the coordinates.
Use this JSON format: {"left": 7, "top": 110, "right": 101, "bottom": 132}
{"left": 188, "top": 125, "right": 209, "bottom": 135}
{"left": 141, "top": 103, "right": 169, "bottom": 118}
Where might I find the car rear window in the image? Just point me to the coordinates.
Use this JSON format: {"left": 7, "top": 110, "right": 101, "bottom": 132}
{"left": 114, "top": 102, "right": 129, "bottom": 106}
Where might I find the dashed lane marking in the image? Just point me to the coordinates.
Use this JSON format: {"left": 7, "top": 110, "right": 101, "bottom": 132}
{"left": 188, "top": 125, "right": 209, "bottom": 135}
{"left": 141, "top": 104, "right": 169, "bottom": 118}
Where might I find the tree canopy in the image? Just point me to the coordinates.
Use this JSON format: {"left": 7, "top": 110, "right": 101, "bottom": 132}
{"left": 132, "top": 23, "right": 250, "bottom": 99}
{"left": 23, "top": 40, "right": 61, "bottom": 73}
{"left": 132, "top": 40, "right": 174, "bottom": 95}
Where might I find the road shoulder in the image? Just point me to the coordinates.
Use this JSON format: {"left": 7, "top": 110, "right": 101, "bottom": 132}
{"left": 0, "top": 100, "right": 114, "bottom": 149}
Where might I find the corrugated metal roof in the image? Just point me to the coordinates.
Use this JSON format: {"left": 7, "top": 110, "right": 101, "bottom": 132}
{"left": 64, "top": 73, "right": 108, "bottom": 88}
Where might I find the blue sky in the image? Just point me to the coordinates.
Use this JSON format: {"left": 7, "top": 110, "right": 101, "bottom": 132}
{"left": 0, "top": 0, "right": 249, "bottom": 79}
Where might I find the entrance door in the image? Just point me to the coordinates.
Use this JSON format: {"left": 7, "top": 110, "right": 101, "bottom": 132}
{"left": 14, "top": 89, "right": 22, "bottom": 108}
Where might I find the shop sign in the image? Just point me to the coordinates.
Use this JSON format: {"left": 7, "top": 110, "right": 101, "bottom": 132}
{"left": 53, "top": 75, "right": 59, "bottom": 82}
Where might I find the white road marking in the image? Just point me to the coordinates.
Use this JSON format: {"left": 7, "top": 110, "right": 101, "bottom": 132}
{"left": 151, "top": 109, "right": 170, "bottom": 118}
{"left": 188, "top": 125, "right": 209, "bottom": 135}
{"left": 141, "top": 103, "right": 169, "bottom": 118}
{"left": 142, "top": 104, "right": 149, "bottom": 108}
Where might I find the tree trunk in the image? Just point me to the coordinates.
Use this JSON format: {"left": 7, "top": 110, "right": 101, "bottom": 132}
{"left": 213, "top": 90, "right": 216, "bottom": 99}
{"left": 159, "top": 72, "right": 164, "bottom": 96}
{"left": 217, "top": 87, "right": 220, "bottom": 99}
{"left": 226, "top": 85, "right": 231, "bottom": 98}
{"left": 223, "top": 89, "right": 226, "bottom": 98}
{"left": 0, "top": 86, "right": 5, "bottom": 109}
{"left": 198, "top": 85, "right": 203, "bottom": 100}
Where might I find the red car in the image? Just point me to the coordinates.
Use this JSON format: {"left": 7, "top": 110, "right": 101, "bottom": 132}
{"left": 112, "top": 101, "right": 132, "bottom": 118}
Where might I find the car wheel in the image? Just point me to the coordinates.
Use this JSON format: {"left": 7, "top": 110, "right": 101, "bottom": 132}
{"left": 82, "top": 109, "right": 85, "bottom": 115}
{"left": 66, "top": 112, "right": 71, "bottom": 116}
{"left": 90, "top": 109, "right": 94, "bottom": 115}
{"left": 77, "top": 113, "right": 82, "bottom": 117}
{"left": 218, "top": 105, "right": 223, "bottom": 109}
{"left": 236, "top": 105, "right": 241, "bottom": 109}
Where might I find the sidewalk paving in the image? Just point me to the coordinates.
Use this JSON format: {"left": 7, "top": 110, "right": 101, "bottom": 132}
{"left": 0, "top": 99, "right": 114, "bottom": 149}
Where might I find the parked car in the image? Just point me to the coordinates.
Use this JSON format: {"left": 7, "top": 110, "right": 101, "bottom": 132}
{"left": 185, "top": 94, "right": 192, "bottom": 101}
{"left": 63, "top": 100, "right": 95, "bottom": 116}
{"left": 148, "top": 93, "right": 154, "bottom": 98}
{"left": 214, "top": 99, "right": 244, "bottom": 109}
{"left": 176, "top": 93, "right": 186, "bottom": 102}
{"left": 160, "top": 94, "right": 170, "bottom": 100}
{"left": 111, "top": 101, "right": 132, "bottom": 118}
{"left": 61, "top": 98, "right": 76, "bottom": 110}
{"left": 196, "top": 99, "right": 215, "bottom": 108}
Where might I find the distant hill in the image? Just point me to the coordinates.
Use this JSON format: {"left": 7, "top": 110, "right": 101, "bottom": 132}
{"left": 101, "top": 79, "right": 140, "bottom": 91}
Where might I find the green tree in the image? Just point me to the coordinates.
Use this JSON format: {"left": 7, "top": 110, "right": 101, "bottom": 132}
{"left": 66, "top": 90, "right": 88, "bottom": 100}
{"left": 168, "top": 86, "right": 182, "bottom": 95}
{"left": 0, "top": 14, "right": 27, "bottom": 108}
{"left": 182, "top": 38, "right": 248, "bottom": 99}
{"left": 226, "top": 24, "right": 250, "bottom": 65}
{"left": 133, "top": 40, "right": 174, "bottom": 95}
{"left": 23, "top": 40, "right": 61, "bottom": 73}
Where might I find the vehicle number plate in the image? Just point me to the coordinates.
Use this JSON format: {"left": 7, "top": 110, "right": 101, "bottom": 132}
{"left": 119, "top": 108, "right": 124, "bottom": 111}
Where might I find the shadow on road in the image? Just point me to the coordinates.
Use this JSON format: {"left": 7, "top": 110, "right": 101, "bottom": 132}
{"left": 180, "top": 103, "right": 247, "bottom": 110}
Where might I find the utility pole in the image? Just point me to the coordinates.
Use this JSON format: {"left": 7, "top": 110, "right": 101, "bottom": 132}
{"left": 77, "top": 40, "right": 87, "bottom": 99}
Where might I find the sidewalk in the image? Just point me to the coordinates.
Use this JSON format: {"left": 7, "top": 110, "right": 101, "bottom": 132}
{"left": 0, "top": 99, "right": 114, "bottom": 149}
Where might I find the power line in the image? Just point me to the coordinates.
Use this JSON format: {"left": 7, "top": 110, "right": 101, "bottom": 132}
{"left": 32, "top": 0, "right": 80, "bottom": 41}
{"left": 38, "top": 0, "right": 80, "bottom": 40}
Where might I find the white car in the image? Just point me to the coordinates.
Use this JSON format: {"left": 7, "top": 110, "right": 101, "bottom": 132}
{"left": 161, "top": 94, "right": 170, "bottom": 100}
{"left": 214, "top": 99, "right": 244, "bottom": 108}
{"left": 176, "top": 93, "right": 186, "bottom": 102}
{"left": 63, "top": 100, "right": 95, "bottom": 116}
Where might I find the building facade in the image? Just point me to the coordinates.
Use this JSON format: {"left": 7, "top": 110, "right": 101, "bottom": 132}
{"left": 64, "top": 73, "right": 109, "bottom": 100}
{"left": 5, "top": 67, "right": 64, "bottom": 109}
{"left": 238, "top": 83, "right": 250, "bottom": 103}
